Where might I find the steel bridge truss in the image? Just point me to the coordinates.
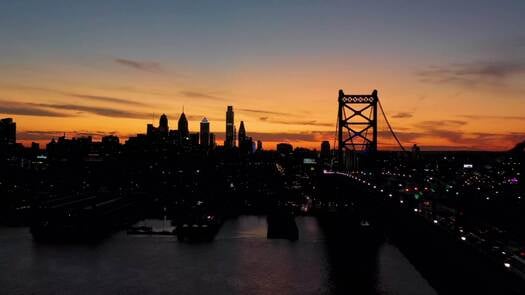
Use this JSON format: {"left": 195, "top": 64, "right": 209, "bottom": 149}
{"left": 337, "top": 89, "right": 378, "bottom": 167}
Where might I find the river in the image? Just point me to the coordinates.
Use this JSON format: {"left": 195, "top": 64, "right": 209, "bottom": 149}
{"left": 0, "top": 216, "right": 437, "bottom": 295}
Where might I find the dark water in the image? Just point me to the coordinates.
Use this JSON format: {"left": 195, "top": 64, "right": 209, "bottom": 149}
{"left": 0, "top": 216, "right": 437, "bottom": 295}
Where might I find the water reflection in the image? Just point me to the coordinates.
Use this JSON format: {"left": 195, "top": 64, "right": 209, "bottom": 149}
{"left": 0, "top": 216, "right": 437, "bottom": 295}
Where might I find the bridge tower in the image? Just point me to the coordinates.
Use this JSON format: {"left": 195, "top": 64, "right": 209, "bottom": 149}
{"left": 337, "top": 89, "right": 378, "bottom": 170}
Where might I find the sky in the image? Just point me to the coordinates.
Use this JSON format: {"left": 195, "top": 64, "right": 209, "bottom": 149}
{"left": 1, "top": 0, "right": 525, "bottom": 150}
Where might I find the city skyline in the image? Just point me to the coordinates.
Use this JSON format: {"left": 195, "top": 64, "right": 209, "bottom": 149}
{"left": 1, "top": 1, "right": 525, "bottom": 150}
{"left": 1, "top": 3, "right": 525, "bottom": 294}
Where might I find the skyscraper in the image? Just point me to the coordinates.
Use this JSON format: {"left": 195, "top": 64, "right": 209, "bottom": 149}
{"left": 159, "top": 114, "right": 169, "bottom": 135}
{"left": 238, "top": 120, "right": 246, "bottom": 145}
{"left": 321, "top": 141, "right": 330, "bottom": 159}
{"left": 0, "top": 118, "right": 16, "bottom": 145}
{"left": 225, "top": 106, "right": 235, "bottom": 148}
{"left": 238, "top": 121, "right": 253, "bottom": 154}
{"left": 209, "top": 133, "right": 216, "bottom": 148}
{"left": 200, "top": 117, "right": 210, "bottom": 147}
{"left": 178, "top": 112, "right": 189, "bottom": 140}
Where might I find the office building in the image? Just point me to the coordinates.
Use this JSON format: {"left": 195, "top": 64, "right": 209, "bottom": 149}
{"left": 0, "top": 118, "right": 16, "bottom": 145}
{"left": 178, "top": 112, "right": 189, "bottom": 140}
{"left": 225, "top": 106, "right": 235, "bottom": 148}
{"left": 200, "top": 117, "right": 210, "bottom": 147}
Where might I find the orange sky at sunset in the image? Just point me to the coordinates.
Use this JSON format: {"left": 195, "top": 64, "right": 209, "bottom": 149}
{"left": 1, "top": 2, "right": 525, "bottom": 150}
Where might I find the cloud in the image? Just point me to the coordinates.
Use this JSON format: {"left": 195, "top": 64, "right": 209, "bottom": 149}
{"left": 415, "top": 120, "right": 467, "bottom": 129}
{"left": 29, "top": 103, "right": 149, "bottom": 119}
{"left": 179, "top": 91, "right": 224, "bottom": 101}
{"left": 391, "top": 112, "right": 413, "bottom": 119}
{"left": 417, "top": 61, "right": 525, "bottom": 88}
{"left": 0, "top": 100, "right": 71, "bottom": 117}
{"left": 0, "top": 84, "right": 150, "bottom": 107}
{"left": 459, "top": 114, "right": 525, "bottom": 121}
{"left": 114, "top": 58, "right": 162, "bottom": 73}
{"left": 378, "top": 128, "right": 525, "bottom": 151}
{"left": 258, "top": 117, "right": 333, "bottom": 127}
{"left": 17, "top": 131, "right": 66, "bottom": 141}
{"left": 409, "top": 120, "right": 469, "bottom": 143}
{"left": 70, "top": 94, "right": 148, "bottom": 107}
{"left": 238, "top": 108, "right": 290, "bottom": 116}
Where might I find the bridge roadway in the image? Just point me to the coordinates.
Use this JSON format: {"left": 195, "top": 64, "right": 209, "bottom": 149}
{"left": 320, "top": 170, "right": 525, "bottom": 294}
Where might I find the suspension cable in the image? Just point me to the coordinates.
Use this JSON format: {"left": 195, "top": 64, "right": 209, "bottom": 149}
{"left": 378, "top": 99, "right": 407, "bottom": 152}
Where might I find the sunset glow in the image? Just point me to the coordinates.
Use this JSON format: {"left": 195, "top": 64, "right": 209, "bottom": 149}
{"left": 1, "top": 1, "right": 524, "bottom": 150}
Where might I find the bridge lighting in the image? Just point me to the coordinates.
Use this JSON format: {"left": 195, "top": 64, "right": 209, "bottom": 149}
{"left": 400, "top": 200, "right": 404, "bottom": 204}
{"left": 504, "top": 262, "right": 511, "bottom": 268}
{"left": 460, "top": 236, "right": 466, "bottom": 241}
{"left": 388, "top": 193, "right": 393, "bottom": 197}
{"left": 433, "top": 219, "right": 438, "bottom": 224}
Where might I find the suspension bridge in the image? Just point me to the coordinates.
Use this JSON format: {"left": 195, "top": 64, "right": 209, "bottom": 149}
{"left": 319, "top": 89, "right": 525, "bottom": 293}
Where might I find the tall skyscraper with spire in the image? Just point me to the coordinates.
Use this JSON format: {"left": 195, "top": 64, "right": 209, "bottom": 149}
{"left": 238, "top": 121, "right": 253, "bottom": 154}
{"left": 178, "top": 111, "right": 189, "bottom": 140}
{"left": 200, "top": 117, "right": 210, "bottom": 147}
{"left": 238, "top": 120, "right": 246, "bottom": 146}
{"left": 225, "top": 106, "right": 235, "bottom": 148}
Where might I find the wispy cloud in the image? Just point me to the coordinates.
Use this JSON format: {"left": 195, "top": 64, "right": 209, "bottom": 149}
{"left": 258, "top": 117, "right": 333, "bottom": 127}
{"left": 416, "top": 120, "right": 467, "bottom": 129}
{"left": 29, "top": 103, "right": 149, "bottom": 119}
{"left": 379, "top": 128, "right": 525, "bottom": 151}
{"left": 417, "top": 61, "right": 525, "bottom": 88}
{"left": 0, "top": 84, "right": 150, "bottom": 107}
{"left": 459, "top": 114, "right": 525, "bottom": 121}
{"left": 238, "top": 108, "right": 290, "bottom": 116}
{"left": 179, "top": 91, "right": 224, "bottom": 101}
{"left": 70, "top": 94, "right": 148, "bottom": 107}
{"left": 114, "top": 58, "right": 163, "bottom": 73}
{"left": 391, "top": 112, "right": 413, "bottom": 119}
{"left": 0, "top": 100, "right": 70, "bottom": 117}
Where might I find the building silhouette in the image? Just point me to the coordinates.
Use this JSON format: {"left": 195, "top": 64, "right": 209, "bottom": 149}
{"left": 159, "top": 114, "right": 169, "bottom": 136}
{"left": 0, "top": 118, "right": 16, "bottom": 145}
{"left": 210, "top": 133, "right": 216, "bottom": 148}
{"left": 256, "top": 140, "right": 263, "bottom": 151}
{"left": 277, "top": 143, "right": 293, "bottom": 155}
{"left": 320, "top": 141, "right": 330, "bottom": 159}
{"left": 225, "top": 106, "right": 235, "bottom": 148}
{"left": 238, "top": 121, "right": 246, "bottom": 145}
{"left": 147, "top": 114, "right": 170, "bottom": 138}
{"left": 200, "top": 117, "right": 210, "bottom": 147}
{"left": 238, "top": 121, "right": 253, "bottom": 154}
{"left": 178, "top": 112, "right": 189, "bottom": 142}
